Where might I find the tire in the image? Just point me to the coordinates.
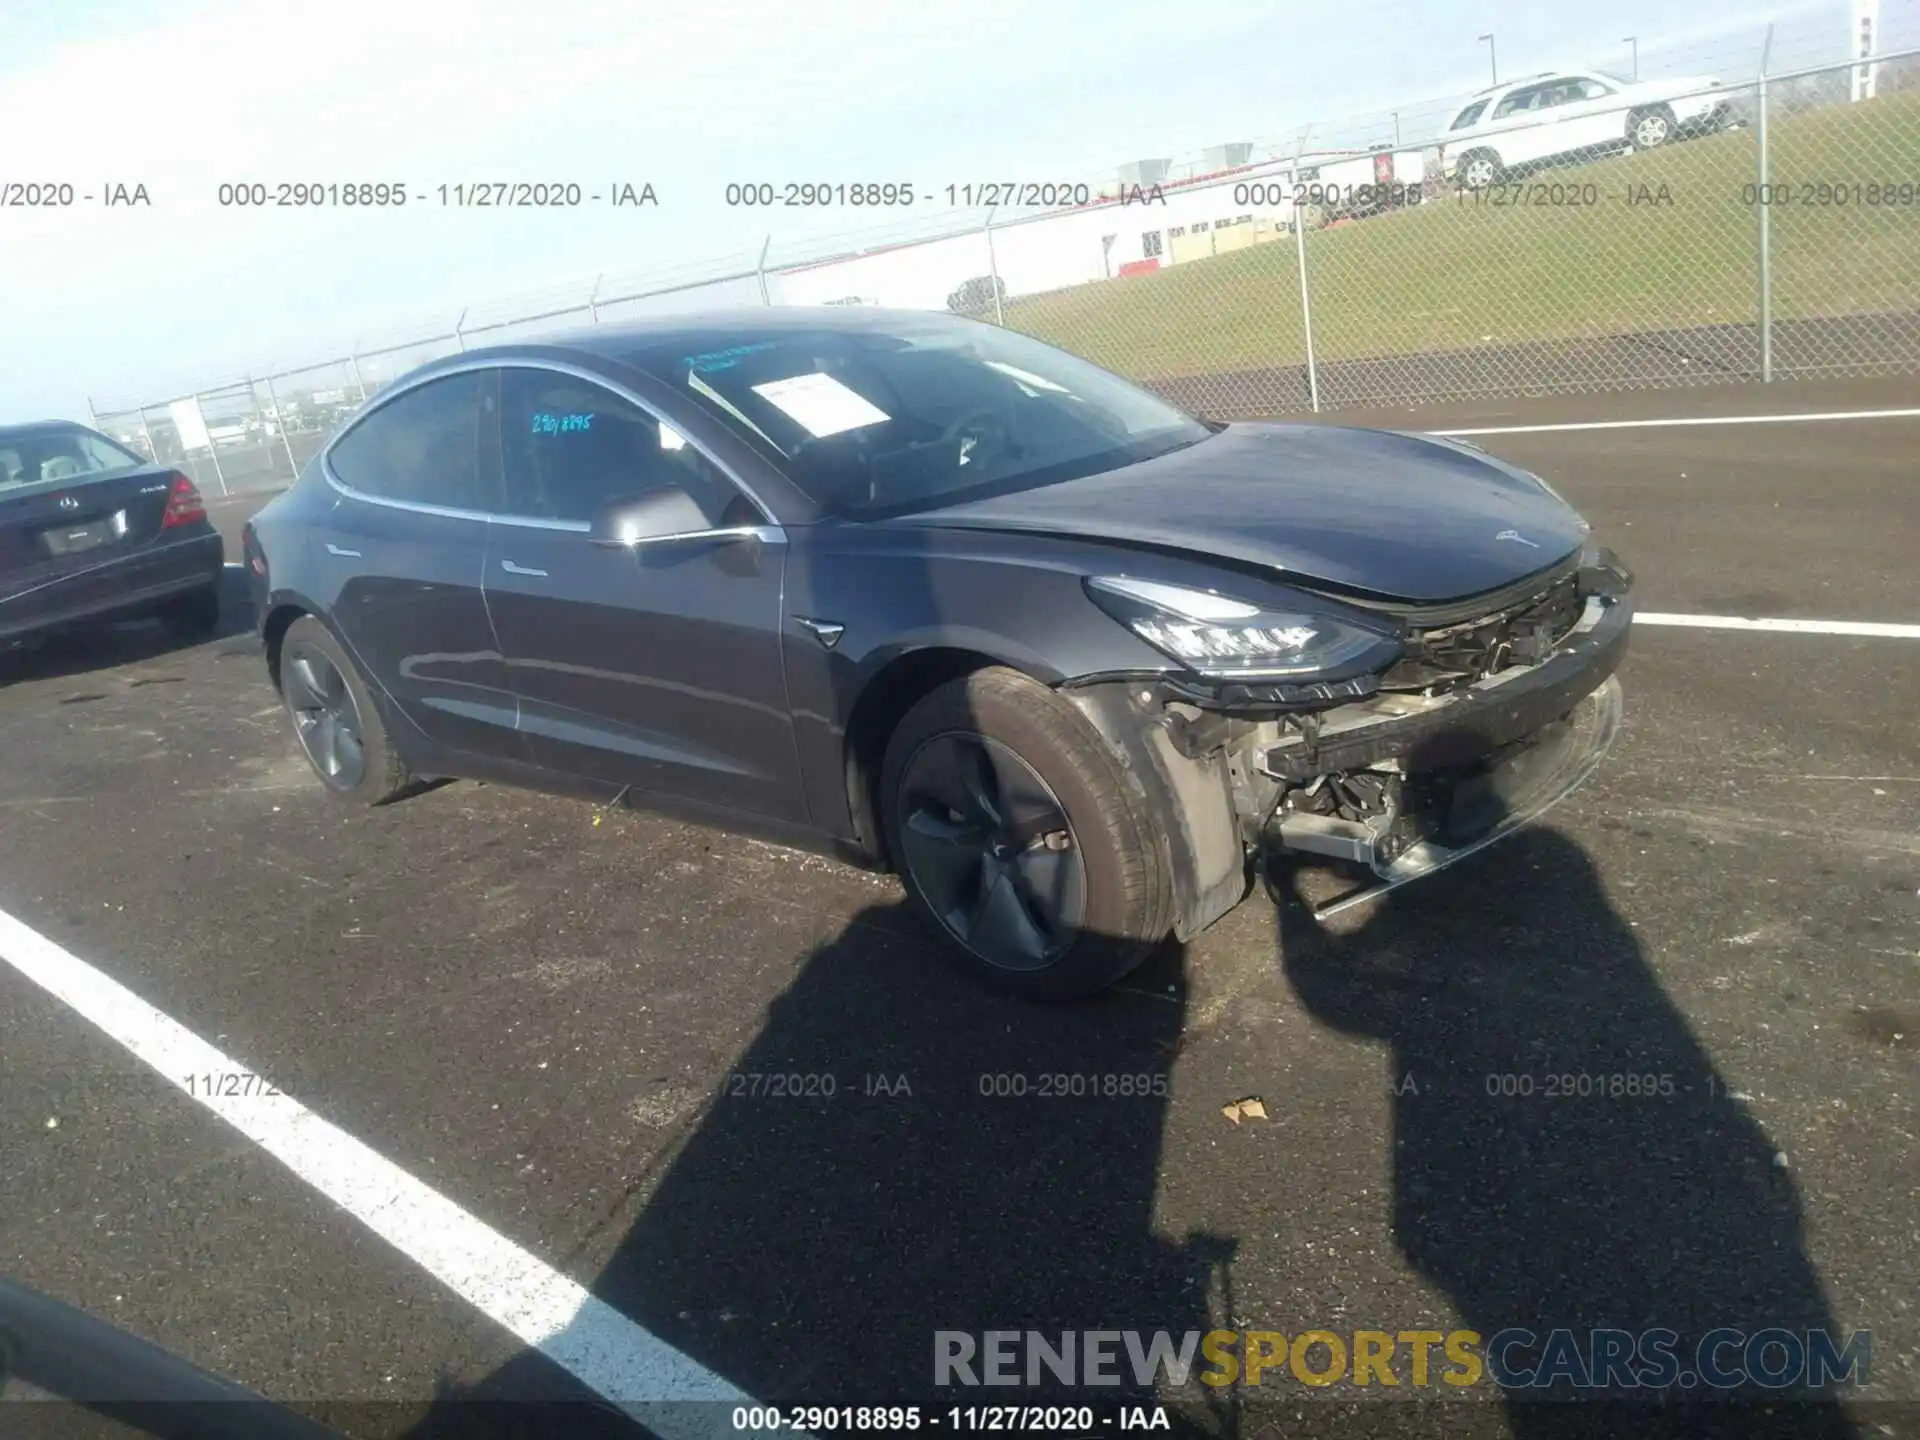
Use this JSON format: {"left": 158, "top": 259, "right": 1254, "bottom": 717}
{"left": 277, "top": 615, "right": 413, "bottom": 804}
{"left": 1628, "top": 105, "right": 1675, "bottom": 151}
{"left": 879, "top": 667, "right": 1173, "bottom": 1001}
{"left": 1456, "top": 150, "right": 1503, "bottom": 191}
{"left": 158, "top": 584, "right": 221, "bottom": 641}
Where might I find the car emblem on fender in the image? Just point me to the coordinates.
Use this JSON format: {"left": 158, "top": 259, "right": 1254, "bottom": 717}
{"left": 1495, "top": 529, "right": 1540, "bottom": 547}
{"left": 57, "top": 495, "right": 80, "bottom": 510}
{"left": 794, "top": 617, "right": 845, "bottom": 649}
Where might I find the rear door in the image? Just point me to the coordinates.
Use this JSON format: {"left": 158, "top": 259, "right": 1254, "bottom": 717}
{"left": 1560, "top": 75, "right": 1630, "bottom": 151}
{"left": 481, "top": 364, "right": 806, "bottom": 821}
{"left": 314, "top": 368, "right": 522, "bottom": 760}
{"left": 0, "top": 430, "right": 180, "bottom": 635}
{"left": 1486, "top": 83, "right": 1554, "bottom": 167}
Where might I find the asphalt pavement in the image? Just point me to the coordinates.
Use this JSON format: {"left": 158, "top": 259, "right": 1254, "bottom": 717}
{"left": 1, "top": 380, "right": 1915, "bottom": 1440}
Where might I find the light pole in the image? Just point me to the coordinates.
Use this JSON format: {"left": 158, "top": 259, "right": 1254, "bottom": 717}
{"left": 1623, "top": 36, "right": 1639, "bottom": 80}
{"left": 1478, "top": 33, "right": 1497, "bottom": 87}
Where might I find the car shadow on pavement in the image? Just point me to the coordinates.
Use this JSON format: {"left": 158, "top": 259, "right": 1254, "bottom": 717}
{"left": 1273, "top": 820, "right": 1861, "bottom": 1440}
{"left": 398, "top": 910, "right": 1235, "bottom": 1440}
{"left": 0, "top": 566, "right": 254, "bottom": 688}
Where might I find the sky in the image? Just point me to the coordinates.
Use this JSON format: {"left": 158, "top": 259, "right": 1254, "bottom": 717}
{"left": 0, "top": 0, "right": 1901, "bottom": 420}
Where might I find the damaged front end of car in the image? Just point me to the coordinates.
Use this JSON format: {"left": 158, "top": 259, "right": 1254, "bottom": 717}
{"left": 1063, "top": 545, "right": 1633, "bottom": 933}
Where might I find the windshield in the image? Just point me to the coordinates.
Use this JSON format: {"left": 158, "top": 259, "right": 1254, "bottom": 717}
{"left": 624, "top": 315, "right": 1211, "bottom": 518}
{"left": 1451, "top": 99, "right": 1490, "bottom": 129}
{"left": 0, "top": 425, "right": 145, "bottom": 490}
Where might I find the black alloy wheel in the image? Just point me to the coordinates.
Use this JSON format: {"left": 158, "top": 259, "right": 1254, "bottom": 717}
{"left": 895, "top": 732, "right": 1088, "bottom": 972}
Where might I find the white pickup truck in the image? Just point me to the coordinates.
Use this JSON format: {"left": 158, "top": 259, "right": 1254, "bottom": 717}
{"left": 1439, "top": 70, "right": 1731, "bottom": 189}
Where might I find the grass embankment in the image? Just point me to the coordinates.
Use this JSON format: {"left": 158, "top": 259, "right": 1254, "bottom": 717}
{"left": 1005, "top": 90, "right": 1920, "bottom": 380}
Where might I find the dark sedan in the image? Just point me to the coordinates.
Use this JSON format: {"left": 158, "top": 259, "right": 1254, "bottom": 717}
{"left": 0, "top": 422, "right": 224, "bottom": 651}
{"left": 244, "top": 309, "right": 1632, "bottom": 998}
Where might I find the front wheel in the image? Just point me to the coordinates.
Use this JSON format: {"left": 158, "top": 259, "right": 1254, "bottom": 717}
{"left": 278, "top": 615, "right": 413, "bottom": 804}
{"left": 1629, "top": 105, "right": 1675, "bottom": 151}
{"left": 879, "top": 667, "right": 1173, "bottom": 1001}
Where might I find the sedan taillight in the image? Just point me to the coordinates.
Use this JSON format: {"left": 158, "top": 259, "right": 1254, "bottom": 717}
{"left": 161, "top": 474, "right": 207, "bottom": 529}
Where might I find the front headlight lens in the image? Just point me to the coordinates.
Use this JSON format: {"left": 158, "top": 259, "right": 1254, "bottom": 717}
{"left": 1085, "top": 575, "right": 1400, "bottom": 679}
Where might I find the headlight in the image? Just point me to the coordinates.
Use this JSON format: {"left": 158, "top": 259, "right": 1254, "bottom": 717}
{"left": 1084, "top": 575, "right": 1400, "bottom": 679}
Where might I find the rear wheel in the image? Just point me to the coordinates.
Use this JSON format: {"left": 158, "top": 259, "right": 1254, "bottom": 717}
{"left": 879, "top": 667, "right": 1172, "bottom": 1000}
{"left": 158, "top": 584, "right": 220, "bottom": 641}
{"left": 278, "top": 615, "right": 412, "bottom": 804}
{"left": 1457, "top": 149, "right": 1502, "bottom": 190}
{"left": 1629, "top": 105, "right": 1675, "bottom": 151}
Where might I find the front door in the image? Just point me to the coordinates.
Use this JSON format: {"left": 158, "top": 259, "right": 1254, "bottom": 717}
{"left": 480, "top": 365, "right": 807, "bottom": 822}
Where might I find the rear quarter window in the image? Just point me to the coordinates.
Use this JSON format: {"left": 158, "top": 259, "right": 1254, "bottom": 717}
{"left": 326, "top": 371, "right": 496, "bottom": 511}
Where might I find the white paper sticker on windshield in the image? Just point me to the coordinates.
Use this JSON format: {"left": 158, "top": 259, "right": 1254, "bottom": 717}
{"left": 751, "top": 372, "right": 890, "bottom": 438}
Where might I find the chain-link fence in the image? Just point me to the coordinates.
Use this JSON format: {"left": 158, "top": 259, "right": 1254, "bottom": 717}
{"left": 89, "top": 43, "right": 1920, "bottom": 498}
{"left": 1001, "top": 44, "right": 1920, "bottom": 416}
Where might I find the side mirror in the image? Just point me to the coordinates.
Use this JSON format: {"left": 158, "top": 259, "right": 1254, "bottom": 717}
{"left": 589, "top": 486, "right": 713, "bottom": 546}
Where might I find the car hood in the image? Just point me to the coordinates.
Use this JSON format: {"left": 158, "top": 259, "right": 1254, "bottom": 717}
{"left": 899, "top": 422, "right": 1590, "bottom": 604}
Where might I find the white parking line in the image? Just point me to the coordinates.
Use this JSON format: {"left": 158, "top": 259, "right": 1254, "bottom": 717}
{"left": 1635, "top": 613, "right": 1920, "bottom": 638}
{"left": 0, "top": 905, "right": 795, "bottom": 1438}
{"left": 1437, "top": 407, "right": 1920, "bottom": 436}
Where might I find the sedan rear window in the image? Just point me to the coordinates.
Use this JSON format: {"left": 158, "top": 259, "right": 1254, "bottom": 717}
{"left": 622, "top": 315, "right": 1210, "bottom": 518}
{"left": 326, "top": 371, "right": 493, "bottom": 511}
{"left": 0, "top": 426, "right": 143, "bottom": 489}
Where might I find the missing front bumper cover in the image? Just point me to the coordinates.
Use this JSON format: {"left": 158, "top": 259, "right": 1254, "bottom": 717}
{"left": 1258, "top": 593, "right": 1631, "bottom": 782}
{"left": 1275, "top": 673, "right": 1625, "bottom": 920}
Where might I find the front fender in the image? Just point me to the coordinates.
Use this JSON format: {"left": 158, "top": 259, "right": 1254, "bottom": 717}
{"left": 1062, "top": 681, "right": 1251, "bottom": 943}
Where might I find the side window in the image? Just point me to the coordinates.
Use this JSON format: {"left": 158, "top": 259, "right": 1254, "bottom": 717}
{"left": 1451, "top": 100, "right": 1490, "bottom": 130}
{"left": 496, "top": 368, "right": 758, "bottom": 529}
{"left": 1492, "top": 86, "right": 1539, "bottom": 120}
{"left": 1573, "top": 78, "right": 1612, "bottom": 100}
{"left": 327, "top": 371, "right": 492, "bottom": 510}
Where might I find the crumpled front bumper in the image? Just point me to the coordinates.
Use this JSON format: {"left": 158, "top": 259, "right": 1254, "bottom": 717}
{"left": 1304, "top": 671, "right": 1623, "bottom": 918}
{"left": 1266, "top": 587, "right": 1632, "bottom": 919}
{"left": 1261, "top": 587, "right": 1632, "bottom": 783}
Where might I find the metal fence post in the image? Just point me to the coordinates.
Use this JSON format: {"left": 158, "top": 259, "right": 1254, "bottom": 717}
{"left": 1756, "top": 24, "right": 1775, "bottom": 383}
{"left": 587, "top": 273, "right": 603, "bottom": 324}
{"left": 136, "top": 408, "right": 158, "bottom": 462}
{"left": 985, "top": 209, "right": 1005, "bottom": 325}
{"left": 757, "top": 236, "right": 773, "bottom": 305}
{"left": 454, "top": 308, "right": 469, "bottom": 352}
{"left": 85, "top": 396, "right": 102, "bottom": 431}
{"left": 196, "top": 393, "right": 230, "bottom": 498}
{"left": 348, "top": 350, "right": 369, "bottom": 402}
{"left": 1291, "top": 133, "right": 1321, "bottom": 413}
{"left": 263, "top": 375, "right": 299, "bottom": 481}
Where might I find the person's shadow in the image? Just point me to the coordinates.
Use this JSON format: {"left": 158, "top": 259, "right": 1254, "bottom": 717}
{"left": 1274, "top": 811, "right": 1862, "bottom": 1439}
{"left": 396, "top": 904, "right": 1235, "bottom": 1439}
